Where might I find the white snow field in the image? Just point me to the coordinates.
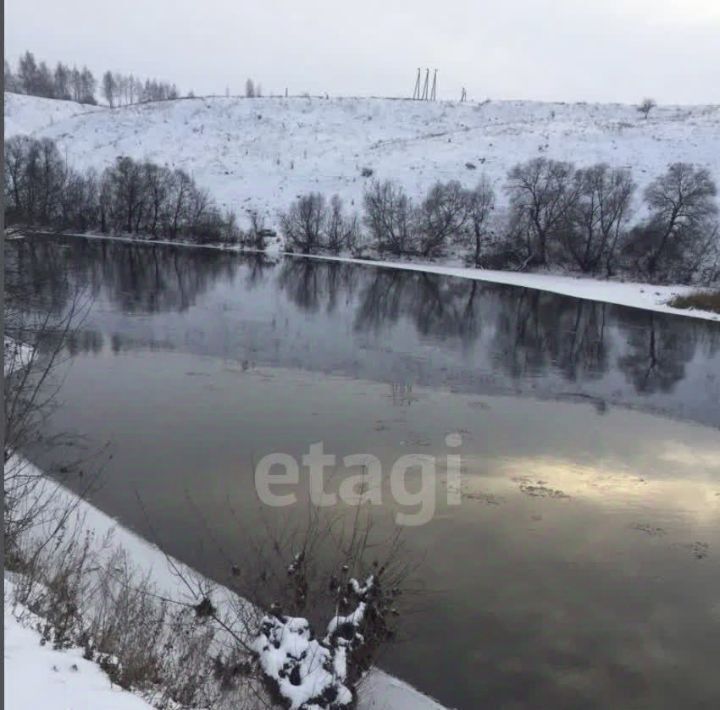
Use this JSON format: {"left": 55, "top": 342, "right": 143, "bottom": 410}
{"left": 4, "top": 92, "right": 102, "bottom": 138}
{"left": 5, "top": 91, "right": 720, "bottom": 223}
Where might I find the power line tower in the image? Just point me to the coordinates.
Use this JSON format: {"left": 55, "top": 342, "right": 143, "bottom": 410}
{"left": 412, "top": 68, "right": 421, "bottom": 100}
{"left": 430, "top": 69, "right": 437, "bottom": 101}
{"left": 460, "top": 87, "right": 467, "bottom": 102}
{"left": 421, "top": 68, "right": 430, "bottom": 100}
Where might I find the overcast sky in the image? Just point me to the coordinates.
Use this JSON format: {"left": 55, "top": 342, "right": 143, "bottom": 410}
{"left": 5, "top": 0, "right": 720, "bottom": 104}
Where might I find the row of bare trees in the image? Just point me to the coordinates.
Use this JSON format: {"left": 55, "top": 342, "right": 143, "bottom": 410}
{"left": 5, "top": 50, "right": 182, "bottom": 106}
{"left": 102, "top": 71, "right": 179, "bottom": 107}
{"left": 5, "top": 52, "right": 97, "bottom": 104}
{"left": 4, "top": 131, "right": 717, "bottom": 283}
{"left": 280, "top": 194, "right": 360, "bottom": 253}
{"left": 4, "top": 136, "right": 238, "bottom": 243}
{"left": 506, "top": 158, "right": 718, "bottom": 281}
{"left": 281, "top": 159, "right": 718, "bottom": 284}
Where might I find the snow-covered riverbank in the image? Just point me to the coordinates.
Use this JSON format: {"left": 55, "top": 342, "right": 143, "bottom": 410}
{"left": 4, "top": 579, "right": 155, "bottom": 710}
{"left": 3, "top": 459, "right": 446, "bottom": 710}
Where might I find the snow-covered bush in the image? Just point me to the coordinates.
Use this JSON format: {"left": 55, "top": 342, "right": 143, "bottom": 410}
{"left": 216, "top": 507, "right": 412, "bottom": 710}
{"left": 253, "top": 571, "right": 396, "bottom": 709}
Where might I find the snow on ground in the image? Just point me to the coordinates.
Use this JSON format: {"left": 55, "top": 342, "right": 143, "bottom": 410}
{"left": 4, "top": 579, "right": 154, "bottom": 710}
{"left": 5, "top": 92, "right": 720, "bottom": 225}
{"left": 4, "top": 92, "right": 102, "bottom": 137}
{"left": 3, "top": 458, "right": 446, "bottom": 710}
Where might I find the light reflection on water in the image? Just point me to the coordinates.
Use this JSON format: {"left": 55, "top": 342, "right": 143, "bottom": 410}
{"left": 9, "top": 235, "right": 720, "bottom": 709}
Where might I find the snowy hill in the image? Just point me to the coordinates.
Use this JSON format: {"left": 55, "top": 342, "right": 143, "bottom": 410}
{"left": 4, "top": 92, "right": 102, "bottom": 137}
{"left": 5, "top": 91, "right": 720, "bottom": 226}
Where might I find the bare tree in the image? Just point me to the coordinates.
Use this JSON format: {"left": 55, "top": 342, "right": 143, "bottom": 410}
{"left": 562, "top": 164, "right": 635, "bottom": 274}
{"left": 627, "top": 163, "right": 718, "bottom": 280}
{"left": 102, "top": 71, "right": 116, "bottom": 107}
{"left": 4, "top": 136, "right": 68, "bottom": 227}
{"left": 415, "top": 180, "right": 468, "bottom": 257}
{"left": 17, "top": 51, "right": 38, "bottom": 94}
{"left": 244, "top": 209, "right": 268, "bottom": 250}
{"left": 363, "top": 180, "right": 414, "bottom": 255}
{"left": 463, "top": 176, "right": 496, "bottom": 267}
{"left": 166, "top": 169, "right": 192, "bottom": 238}
{"left": 104, "top": 156, "right": 145, "bottom": 233}
{"left": 35, "top": 61, "right": 55, "bottom": 98}
{"left": 506, "top": 158, "right": 579, "bottom": 266}
{"left": 280, "top": 193, "right": 327, "bottom": 253}
{"left": 324, "top": 195, "right": 359, "bottom": 253}
{"left": 5, "top": 59, "right": 20, "bottom": 92}
{"left": 245, "top": 78, "right": 255, "bottom": 98}
{"left": 53, "top": 62, "right": 71, "bottom": 100}
{"left": 70, "top": 67, "right": 83, "bottom": 102}
{"left": 142, "top": 162, "right": 170, "bottom": 237}
{"left": 637, "top": 98, "right": 657, "bottom": 120}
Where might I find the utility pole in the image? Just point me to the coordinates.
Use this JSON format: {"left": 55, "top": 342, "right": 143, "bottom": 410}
{"left": 430, "top": 69, "right": 437, "bottom": 101}
{"left": 422, "top": 68, "right": 430, "bottom": 100}
{"left": 412, "top": 68, "right": 421, "bottom": 100}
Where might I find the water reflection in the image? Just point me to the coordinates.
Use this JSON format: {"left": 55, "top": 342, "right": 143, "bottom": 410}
{"left": 10, "top": 235, "right": 718, "bottom": 428}
{"left": 8, "top": 234, "right": 720, "bottom": 709}
{"left": 617, "top": 311, "right": 701, "bottom": 394}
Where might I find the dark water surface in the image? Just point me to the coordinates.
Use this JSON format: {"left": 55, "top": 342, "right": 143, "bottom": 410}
{"left": 9, "top": 235, "right": 720, "bottom": 709}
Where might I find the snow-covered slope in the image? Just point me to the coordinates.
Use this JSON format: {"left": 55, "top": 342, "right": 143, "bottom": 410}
{"left": 4, "top": 92, "right": 102, "bottom": 137}
{"left": 5, "top": 92, "right": 720, "bottom": 224}
{"left": 4, "top": 579, "right": 154, "bottom": 710}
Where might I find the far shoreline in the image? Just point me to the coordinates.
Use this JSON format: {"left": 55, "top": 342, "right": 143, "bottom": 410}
{"left": 20, "top": 229, "right": 720, "bottom": 323}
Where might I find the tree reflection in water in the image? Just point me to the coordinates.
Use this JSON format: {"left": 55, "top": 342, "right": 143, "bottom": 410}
{"left": 8, "top": 235, "right": 720, "bottom": 427}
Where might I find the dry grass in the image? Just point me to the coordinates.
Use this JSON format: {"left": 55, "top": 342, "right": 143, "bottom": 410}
{"left": 6, "top": 500, "right": 261, "bottom": 709}
{"left": 668, "top": 290, "right": 720, "bottom": 313}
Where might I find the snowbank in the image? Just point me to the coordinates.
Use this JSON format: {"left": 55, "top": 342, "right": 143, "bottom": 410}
{"left": 3, "top": 459, "right": 446, "bottom": 710}
{"left": 5, "top": 92, "right": 719, "bottom": 223}
{"left": 4, "top": 579, "right": 154, "bottom": 710}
